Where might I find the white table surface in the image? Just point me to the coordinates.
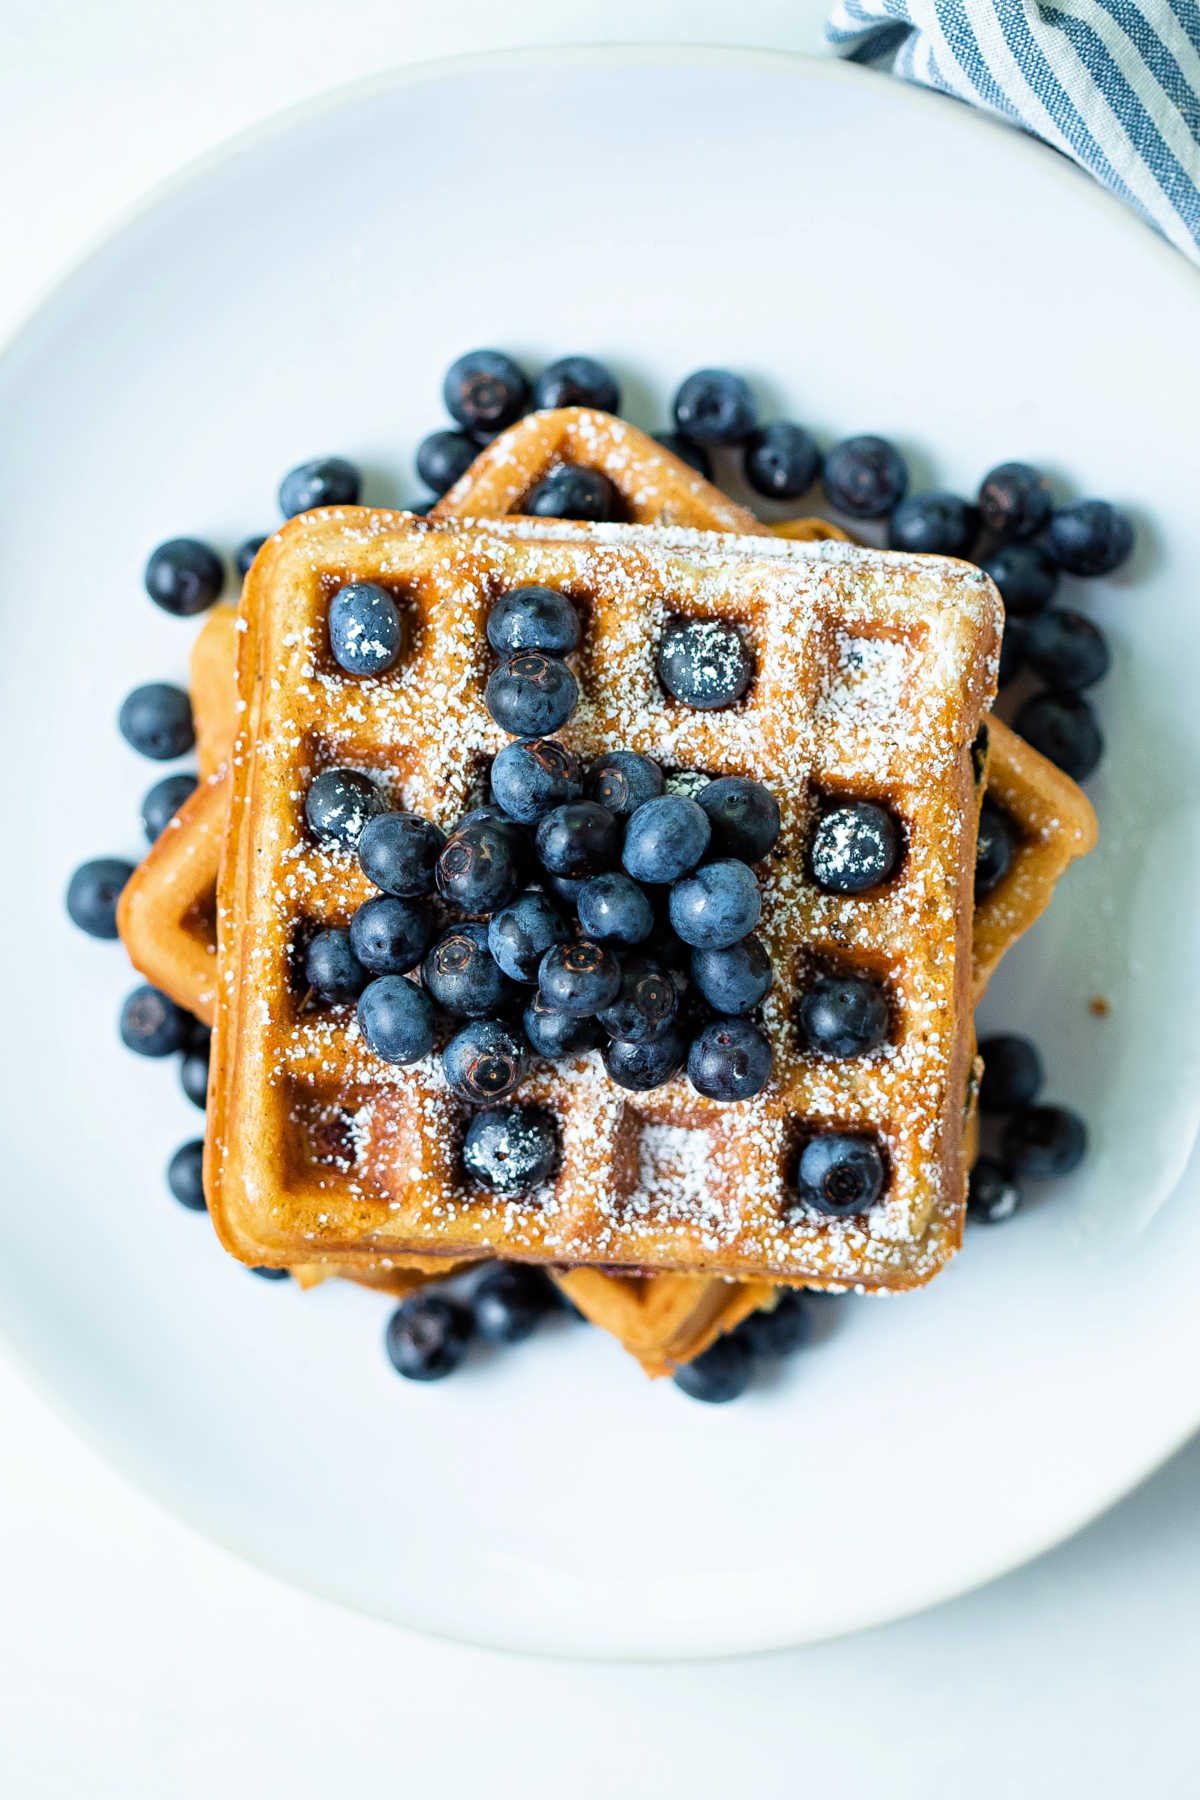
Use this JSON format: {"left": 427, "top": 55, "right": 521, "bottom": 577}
{"left": 4, "top": 3, "right": 1198, "bottom": 1793}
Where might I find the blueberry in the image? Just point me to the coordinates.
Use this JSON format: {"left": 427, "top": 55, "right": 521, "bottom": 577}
{"left": 980, "top": 542, "right": 1059, "bottom": 616}
{"left": 180, "top": 1043, "right": 209, "bottom": 1109}
{"left": 1023, "top": 608, "right": 1110, "bottom": 692}
{"left": 602, "top": 1027, "right": 687, "bottom": 1091}
{"left": 525, "top": 465, "right": 620, "bottom": 522}
{"left": 118, "top": 683, "right": 194, "bottom": 760}
{"left": 462, "top": 1105, "right": 560, "bottom": 1191}
{"left": 356, "top": 975, "right": 435, "bottom": 1064}
{"left": 535, "top": 801, "right": 620, "bottom": 879}
{"left": 423, "top": 923, "right": 517, "bottom": 1016}
{"left": 538, "top": 941, "right": 622, "bottom": 1015}
{"left": 488, "top": 890, "right": 570, "bottom": 982}
{"left": 1046, "top": 499, "right": 1134, "bottom": 576}
{"left": 435, "top": 816, "right": 520, "bottom": 912}
{"left": 359, "top": 810, "right": 446, "bottom": 897}
{"left": 978, "top": 462, "right": 1054, "bottom": 541}
{"left": 443, "top": 349, "right": 529, "bottom": 433}
{"left": 543, "top": 872, "right": 586, "bottom": 908}
{"left": 798, "top": 973, "right": 889, "bottom": 1058}
{"left": 1002, "top": 1104, "right": 1087, "bottom": 1177}
{"left": 696, "top": 776, "right": 780, "bottom": 861}
{"left": 585, "top": 750, "right": 664, "bottom": 819}
{"left": 687, "top": 1018, "right": 773, "bottom": 1101}
{"left": 967, "top": 1156, "right": 1022, "bottom": 1223}
{"left": 735, "top": 1291, "right": 811, "bottom": 1357}
{"left": 473, "top": 1263, "right": 558, "bottom": 1342}
{"left": 486, "top": 652, "right": 579, "bottom": 737}
{"left": 304, "top": 928, "right": 369, "bottom": 1002}
{"left": 385, "top": 1293, "right": 473, "bottom": 1381}
{"left": 653, "top": 432, "right": 713, "bottom": 479}
{"left": 349, "top": 895, "right": 432, "bottom": 975}
{"left": 328, "top": 580, "right": 406, "bottom": 676}
{"left": 443, "top": 1018, "right": 528, "bottom": 1102}
{"left": 672, "top": 1334, "right": 754, "bottom": 1403}
{"left": 997, "top": 618, "right": 1028, "bottom": 688}
{"left": 672, "top": 369, "right": 757, "bottom": 446}
{"left": 577, "top": 871, "right": 654, "bottom": 946}
{"left": 669, "top": 859, "right": 761, "bottom": 949}
{"left": 979, "top": 1034, "right": 1043, "bottom": 1113}
{"left": 490, "top": 739, "right": 582, "bottom": 825}
{"left": 794, "top": 1134, "right": 885, "bottom": 1216}
{"left": 531, "top": 355, "right": 620, "bottom": 414}
{"left": 822, "top": 435, "right": 908, "bottom": 518}
{"left": 743, "top": 421, "right": 822, "bottom": 499}
{"left": 236, "top": 535, "right": 268, "bottom": 578}
{"left": 141, "top": 772, "right": 198, "bottom": 841}
{"left": 1012, "top": 693, "right": 1103, "bottom": 780}
{"left": 167, "top": 1139, "right": 207, "bottom": 1211}
{"left": 305, "top": 767, "right": 385, "bottom": 851}
{"left": 487, "top": 585, "right": 581, "bottom": 657}
{"left": 65, "top": 857, "right": 134, "bottom": 939}
{"left": 277, "top": 456, "right": 360, "bottom": 517}
{"left": 657, "top": 617, "right": 755, "bottom": 710}
{"left": 250, "top": 1267, "right": 290, "bottom": 1281}
{"left": 119, "top": 985, "right": 189, "bottom": 1056}
{"left": 975, "top": 802, "right": 1015, "bottom": 898}
{"left": 887, "top": 491, "right": 976, "bottom": 556}
{"left": 809, "top": 801, "right": 900, "bottom": 894}
{"left": 415, "top": 428, "right": 478, "bottom": 495}
{"left": 690, "top": 936, "right": 773, "bottom": 1015}
{"left": 522, "top": 992, "right": 602, "bottom": 1059}
{"left": 622, "top": 795, "right": 711, "bottom": 884}
{"left": 143, "top": 538, "right": 224, "bottom": 616}
{"left": 598, "top": 957, "right": 677, "bottom": 1042}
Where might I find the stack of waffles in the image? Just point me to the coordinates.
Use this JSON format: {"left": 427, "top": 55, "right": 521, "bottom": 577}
{"left": 118, "top": 410, "right": 1097, "bottom": 1376}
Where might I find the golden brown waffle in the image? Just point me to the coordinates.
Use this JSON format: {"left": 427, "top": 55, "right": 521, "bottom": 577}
{"left": 118, "top": 772, "right": 224, "bottom": 1025}
{"left": 191, "top": 604, "right": 239, "bottom": 780}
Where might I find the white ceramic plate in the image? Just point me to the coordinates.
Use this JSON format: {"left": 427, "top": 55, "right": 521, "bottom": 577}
{"left": 2, "top": 47, "right": 1198, "bottom": 1658}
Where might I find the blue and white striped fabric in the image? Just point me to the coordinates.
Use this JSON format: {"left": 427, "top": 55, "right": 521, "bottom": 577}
{"left": 826, "top": 1, "right": 1200, "bottom": 261}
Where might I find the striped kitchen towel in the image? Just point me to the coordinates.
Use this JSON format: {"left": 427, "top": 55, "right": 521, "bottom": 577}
{"left": 826, "top": 1, "right": 1200, "bottom": 261}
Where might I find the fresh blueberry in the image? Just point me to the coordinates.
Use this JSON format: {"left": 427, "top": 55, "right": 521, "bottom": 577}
{"left": 535, "top": 801, "right": 620, "bottom": 879}
{"left": 462, "top": 1105, "right": 560, "bottom": 1191}
{"left": 602, "top": 1026, "right": 687, "bottom": 1090}
{"left": 490, "top": 739, "right": 583, "bottom": 824}
{"left": 119, "top": 985, "right": 189, "bottom": 1057}
{"left": 887, "top": 491, "right": 976, "bottom": 556}
{"left": 359, "top": 810, "right": 446, "bottom": 897}
{"left": 305, "top": 767, "right": 385, "bottom": 851}
{"left": 997, "top": 618, "right": 1028, "bottom": 688}
{"left": 1002, "top": 1104, "right": 1087, "bottom": 1177}
{"left": 543, "top": 872, "right": 587, "bottom": 908}
{"left": 180, "top": 1043, "right": 209, "bottom": 1109}
{"left": 443, "top": 1018, "right": 528, "bottom": 1102}
{"left": 525, "top": 465, "right": 620, "bottom": 521}
{"left": 143, "top": 538, "right": 224, "bottom": 616}
{"left": 349, "top": 895, "right": 432, "bottom": 975}
{"left": 1012, "top": 693, "right": 1103, "bottom": 780}
{"left": 822, "top": 435, "right": 908, "bottom": 518}
{"left": 488, "top": 890, "right": 570, "bottom": 982}
{"left": 415, "top": 428, "right": 478, "bottom": 495}
{"left": 66, "top": 857, "right": 134, "bottom": 939}
{"left": 423, "top": 923, "right": 517, "bottom": 1017}
{"left": 531, "top": 355, "right": 620, "bottom": 414}
{"left": 236, "top": 535, "right": 268, "bottom": 578}
{"left": 141, "top": 772, "right": 198, "bottom": 841}
{"left": 975, "top": 802, "right": 1015, "bottom": 898}
{"left": 794, "top": 1134, "right": 886, "bottom": 1216}
{"left": 249, "top": 1266, "right": 290, "bottom": 1281}
{"left": 538, "top": 941, "right": 622, "bottom": 1016}
{"left": 743, "top": 421, "right": 822, "bottom": 499}
{"left": 669, "top": 859, "right": 761, "bottom": 949}
{"left": 653, "top": 432, "right": 713, "bottom": 479}
{"left": 980, "top": 542, "right": 1059, "bottom": 616}
{"left": 434, "top": 816, "right": 520, "bottom": 911}
{"left": 696, "top": 777, "right": 780, "bottom": 861}
{"left": 690, "top": 936, "right": 773, "bottom": 1015}
{"left": 585, "top": 750, "right": 664, "bottom": 819}
{"left": 167, "top": 1139, "right": 207, "bottom": 1211}
{"left": 735, "top": 1292, "right": 811, "bottom": 1358}
{"left": 978, "top": 1034, "right": 1043, "bottom": 1113}
{"left": 687, "top": 1018, "right": 773, "bottom": 1101}
{"left": 978, "top": 462, "right": 1054, "bottom": 541}
{"left": 304, "top": 928, "right": 369, "bottom": 1002}
{"left": 522, "top": 992, "right": 601, "bottom": 1060}
{"left": 672, "top": 369, "right": 757, "bottom": 446}
{"left": 598, "top": 957, "right": 677, "bottom": 1043}
{"left": 277, "top": 456, "right": 360, "bottom": 517}
{"left": 385, "top": 1293, "right": 474, "bottom": 1381}
{"left": 118, "top": 683, "right": 194, "bottom": 760}
{"left": 356, "top": 975, "right": 435, "bottom": 1064}
{"left": 473, "top": 1263, "right": 558, "bottom": 1343}
{"left": 798, "top": 973, "right": 889, "bottom": 1058}
{"left": 487, "top": 585, "right": 581, "bottom": 657}
{"left": 967, "top": 1156, "right": 1022, "bottom": 1223}
{"left": 622, "top": 795, "right": 711, "bottom": 884}
{"left": 672, "top": 1334, "right": 754, "bottom": 1403}
{"left": 442, "top": 349, "right": 529, "bottom": 433}
{"left": 809, "top": 802, "right": 900, "bottom": 894}
{"left": 328, "top": 581, "right": 406, "bottom": 676}
{"left": 577, "top": 871, "right": 654, "bottom": 946}
{"left": 1023, "top": 608, "right": 1110, "bottom": 691}
{"left": 486, "top": 652, "right": 579, "bottom": 737}
{"left": 657, "top": 617, "right": 755, "bottom": 710}
{"left": 1046, "top": 499, "right": 1134, "bottom": 576}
